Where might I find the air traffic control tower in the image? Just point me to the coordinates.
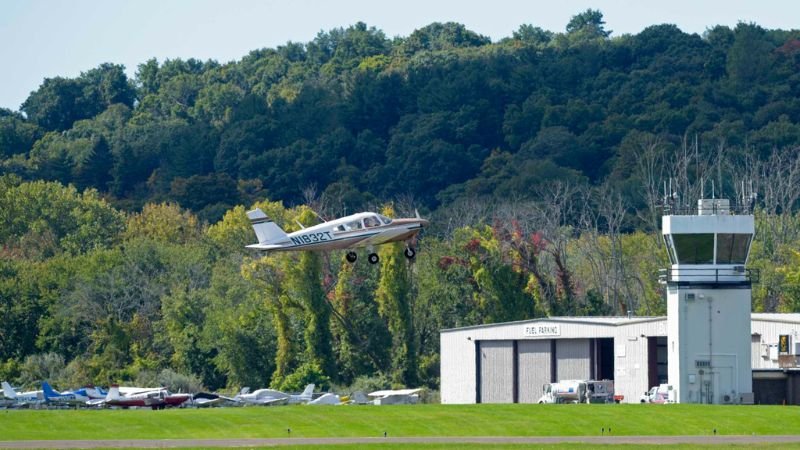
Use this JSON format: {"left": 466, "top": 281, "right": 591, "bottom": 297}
{"left": 661, "top": 198, "right": 757, "bottom": 404}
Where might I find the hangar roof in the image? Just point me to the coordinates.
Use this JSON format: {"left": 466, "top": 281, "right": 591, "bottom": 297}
{"left": 751, "top": 313, "right": 800, "bottom": 324}
{"left": 441, "top": 315, "right": 665, "bottom": 333}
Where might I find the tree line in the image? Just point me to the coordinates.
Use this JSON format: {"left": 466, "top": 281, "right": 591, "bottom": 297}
{"left": 2, "top": 10, "right": 800, "bottom": 392}
{"left": 1, "top": 12, "right": 800, "bottom": 219}
{"left": 2, "top": 164, "right": 800, "bottom": 393}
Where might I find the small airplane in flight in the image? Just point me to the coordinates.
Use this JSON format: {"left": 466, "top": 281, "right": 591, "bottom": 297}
{"left": 246, "top": 209, "right": 428, "bottom": 264}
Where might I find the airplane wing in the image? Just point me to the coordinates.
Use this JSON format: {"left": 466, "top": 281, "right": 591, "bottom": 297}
{"left": 368, "top": 388, "right": 423, "bottom": 397}
{"left": 245, "top": 243, "right": 285, "bottom": 251}
{"left": 355, "top": 229, "right": 411, "bottom": 247}
{"left": 86, "top": 398, "right": 107, "bottom": 407}
{"left": 118, "top": 387, "right": 166, "bottom": 396}
{"left": 307, "top": 393, "right": 340, "bottom": 405}
{"left": 248, "top": 396, "right": 289, "bottom": 406}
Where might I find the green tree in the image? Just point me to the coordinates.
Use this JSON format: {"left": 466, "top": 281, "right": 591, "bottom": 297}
{"left": 375, "top": 206, "right": 417, "bottom": 385}
{"left": 726, "top": 23, "right": 773, "bottom": 86}
{"left": 288, "top": 249, "right": 336, "bottom": 380}
{"left": 124, "top": 202, "right": 203, "bottom": 245}
{"left": 330, "top": 256, "right": 390, "bottom": 383}
{"left": 0, "top": 179, "right": 125, "bottom": 258}
{"left": 565, "top": 9, "right": 611, "bottom": 39}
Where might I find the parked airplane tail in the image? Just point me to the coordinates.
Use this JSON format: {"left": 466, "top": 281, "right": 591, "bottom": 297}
{"left": 300, "top": 384, "right": 315, "bottom": 399}
{"left": 247, "top": 209, "right": 288, "bottom": 244}
{"left": 42, "top": 381, "right": 58, "bottom": 399}
{"left": 106, "top": 385, "right": 121, "bottom": 401}
{"left": 2, "top": 381, "right": 17, "bottom": 399}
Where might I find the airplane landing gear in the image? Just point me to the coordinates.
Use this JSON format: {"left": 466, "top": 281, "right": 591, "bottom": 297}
{"left": 346, "top": 251, "right": 358, "bottom": 263}
{"left": 368, "top": 253, "right": 380, "bottom": 264}
{"left": 404, "top": 247, "right": 416, "bottom": 259}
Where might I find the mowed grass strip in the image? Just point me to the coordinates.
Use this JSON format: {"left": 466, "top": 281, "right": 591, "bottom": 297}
{"left": 1, "top": 404, "right": 800, "bottom": 440}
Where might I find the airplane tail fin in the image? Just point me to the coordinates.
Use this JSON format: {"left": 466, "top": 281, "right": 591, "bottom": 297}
{"left": 247, "top": 209, "right": 288, "bottom": 244}
{"left": 106, "top": 385, "right": 120, "bottom": 401}
{"left": 42, "top": 381, "right": 58, "bottom": 399}
{"left": 301, "top": 384, "right": 315, "bottom": 399}
{"left": 2, "top": 381, "right": 16, "bottom": 399}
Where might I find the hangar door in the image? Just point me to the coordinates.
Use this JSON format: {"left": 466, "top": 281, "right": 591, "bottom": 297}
{"left": 518, "top": 340, "right": 552, "bottom": 403}
{"left": 478, "top": 340, "right": 514, "bottom": 403}
{"left": 556, "top": 339, "right": 591, "bottom": 381}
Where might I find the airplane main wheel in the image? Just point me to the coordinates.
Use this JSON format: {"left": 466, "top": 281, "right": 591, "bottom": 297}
{"left": 404, "top": 247, "right": 416, "bottom": 259}
{"left": 346, "top": 251, "right": 357, "bottom": 263}
{"left": 368, "top": 253, "right": 380, "bottom": 264}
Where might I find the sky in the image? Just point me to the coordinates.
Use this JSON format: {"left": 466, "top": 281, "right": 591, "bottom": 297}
{"left": 1, "top": 0, "right": 798, "bottom": 111}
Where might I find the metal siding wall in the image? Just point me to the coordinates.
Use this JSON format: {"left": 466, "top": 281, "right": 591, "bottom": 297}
{"left": 556, "top": 339, "right": 591, "bottom": 380}
{"left": 614, "top": 321, "right": 665, "bottom": 404}
{"left": 751, "top": 320, "right": 800, "bottom": 370}
{"left": 517, "top": 340, "right": 552, "bottom": 403}
{"left": 751, "top": 334, "right": 764, "bottom": 369}
{"left": 479, "top": 341, "right": 514, "bottom": 403}
{"left": 440, "top": 331, "right": 478, "bottom": 404}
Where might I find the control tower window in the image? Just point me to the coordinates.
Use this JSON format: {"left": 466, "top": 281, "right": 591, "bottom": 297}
{"left": 672, "top": 233, "right": 714, "bottom": 264}
{"left": 716, "top": 233, "right": 751, "bottom": 264}
{"left": 664, "top": 235, "right": 677, "bottom": 264}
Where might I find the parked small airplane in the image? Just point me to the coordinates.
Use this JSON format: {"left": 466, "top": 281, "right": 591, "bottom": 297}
{"left": 94, "top": 385, "right": 191, "bottom": 409}
{"left": 42, "top": 381, "right": 90, "bottom": 406}
{"left": 82, "top": 385, "right": 108, "bottom": 400}
{"left": 192, "top": 391, "right": 243, "bottom": 407}
{"left": 2, "top": 381, "right": 42, "bottom": 407}
{"left": 307, "top": 392, "right": 340, "bottom": 405}
{"left": 246, "top": 208, "right": 428, "bottom": 264}
{"left": 236, "top": 383, "right": 315, "bottom": 406}
{"left": 368, "top": 388, "right": 422, "bottom": 405}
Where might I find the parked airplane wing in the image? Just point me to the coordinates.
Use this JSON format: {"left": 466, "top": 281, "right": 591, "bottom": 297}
{"left": 368, "top": 388, "right": 423, "bottom": 397}
{"left": 307, "top": 393, "right": 340, "bottom": 405}
{"left": 249, "top": 396, "right": 289, "bottom": 406}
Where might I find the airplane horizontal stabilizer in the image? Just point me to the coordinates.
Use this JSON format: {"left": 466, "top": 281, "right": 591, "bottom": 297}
{"left": 246, "top": 208, "right": 289, "bottom": 246}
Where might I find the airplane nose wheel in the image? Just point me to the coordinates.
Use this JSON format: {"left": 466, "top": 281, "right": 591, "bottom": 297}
{"left": 368, "top": 253, "right": 380, "bottom": 264}
{"left": 346, "top": 251, "right": 358, "bottom": 263}
{"left": 404, "top": 247, "right": 416, "bottom": 259}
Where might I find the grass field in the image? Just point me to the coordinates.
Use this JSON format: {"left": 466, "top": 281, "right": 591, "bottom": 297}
{"left": 2, "top": 404, "right": 800, "bottom": 441}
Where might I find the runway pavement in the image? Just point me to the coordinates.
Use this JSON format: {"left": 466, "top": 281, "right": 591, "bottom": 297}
{"left": 2, "top": 435, "right": 800, "bottom": 448}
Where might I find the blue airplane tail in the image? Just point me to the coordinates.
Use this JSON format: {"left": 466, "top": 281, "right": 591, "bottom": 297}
{"left": 42, "top": 381, "right": 59, "bottom": 399}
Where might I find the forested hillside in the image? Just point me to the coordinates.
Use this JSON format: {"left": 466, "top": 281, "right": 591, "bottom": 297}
{"left": 2, "top": 11, "right": 800, "bottom": 393}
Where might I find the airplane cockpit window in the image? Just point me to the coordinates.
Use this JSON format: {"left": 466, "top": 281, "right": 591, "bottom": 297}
{"left": 379, "top": 215, "right": 392, "bottom": 225}
{"left": 346, "top": 220, "right": 363, "bottom": 230}
{"left": 364, "top": 216, "right": 381, "bottom": 227}
{"left": 334, "top": 224, "right": 347, "bottom": 233}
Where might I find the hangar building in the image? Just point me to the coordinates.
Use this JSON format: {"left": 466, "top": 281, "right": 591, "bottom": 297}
{"left": 440, "top": 313, "right": 800, "bottom": 404}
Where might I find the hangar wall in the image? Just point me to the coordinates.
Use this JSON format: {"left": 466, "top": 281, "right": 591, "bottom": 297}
{"left": 478, "top": 341, "right": 514, "bottom": 403}
{"left": 556, "top": 339, "right": 590, "bottom": 381}
{"left": 517, "top": 340, "right": 551, "bottom": 402}
{"left": 440, "top": 317, "right": 665, "bottom": 404}
{"left": 751, "top": 314, "right": 800, "bottom": 369}
{"left": 440, "top": 314, "right": 800, "bottom": 405}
